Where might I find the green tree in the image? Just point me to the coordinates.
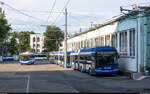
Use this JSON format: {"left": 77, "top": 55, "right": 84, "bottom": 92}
{"left": 0, "top": 8, "right": 11, "bottom": 55}
{"left": 44, "top": 25, "right": 64, "bottom": 52}
{"left": 18, "top": 31, "right": 34, "bottom": 53}
{"left": 7, "top": 32, "right": 19, "bottom": 55}
{"left": 0, "top": 8, "right": 11, "bottom": 42}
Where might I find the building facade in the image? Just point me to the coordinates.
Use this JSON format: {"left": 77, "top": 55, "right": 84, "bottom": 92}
{"left": 30, "top": 33, "right": 45, "bottom": 53}
{"left": 60, "top": 6, "right": 150, "bottom": 73}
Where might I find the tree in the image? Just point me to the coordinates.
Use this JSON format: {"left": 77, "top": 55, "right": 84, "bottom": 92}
{"left": 0, "top": 8, "right": 11, "bottom": 42}
{"left": 7, "top": 32, "right": 19, "bottom": 55}
{"left": 18, "top": 31, "right": 34, "bottom": 53}
{"left": 44, "top": 25, "right": 64, "bottom": 52}
{"left": 0, "top": 8, "right": 11, "bottom": 56}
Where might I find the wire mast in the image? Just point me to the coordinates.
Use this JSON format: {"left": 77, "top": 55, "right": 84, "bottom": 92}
{"left": 64, "top": 8, "right": 68, "bottom": 68}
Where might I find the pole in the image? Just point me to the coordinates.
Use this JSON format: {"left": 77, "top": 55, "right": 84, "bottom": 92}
{"left": 2, "top": 41, "right": 4, "bottom": 62}
{"left": 64, "top": 8, "right": 67, "bottom": 68}
{"left": 91, "top": 21, "right": 93, "bottom": 29}
{"left": 18, "top": 40, "right": 20, "bottom": 61}
{"left": 56, "top": 39, "right": 57, "bottom": 51}
{"left": 36, "top": 34, "right": 37, "bottom": 53}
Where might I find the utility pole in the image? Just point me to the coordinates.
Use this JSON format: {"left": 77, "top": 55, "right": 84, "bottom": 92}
{"left": 90, "top": 21, "right": 93, "bottom": 29}
{"left": 18, "top": 39, "right": 20, "bottom": 61}
{"left": 1, "top": 40, "right": 4, "bottom": 62}
{"left": 56, "top": 39, "right": 58, "bottom": 51}
{"left": 64, "top": 8, "right": 68, "bottom": 68}
{"left": 79, "top": 28, "right": 82, "bottom": 33}
{"left": 35, "top": 34, "right": 37, "bottom": 53}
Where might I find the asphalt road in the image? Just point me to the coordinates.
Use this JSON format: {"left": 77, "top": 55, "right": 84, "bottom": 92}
{"left": 0, "top": 61, "right": 150, "bottom": 93}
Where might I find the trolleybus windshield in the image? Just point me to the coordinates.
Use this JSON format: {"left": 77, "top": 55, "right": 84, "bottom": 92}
{"left": 96, "top": 51, "right": 118, "bottom": 67}
{"left": 20, "top": 55, "right": 30, "bottom": 61}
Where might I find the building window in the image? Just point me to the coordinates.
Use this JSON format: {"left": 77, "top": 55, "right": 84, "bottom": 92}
{"left": 87, "top": 40, "right": 89, "bottom": 47}
{"left": 90, "top": 39, "right": 92, "bottom": 47}
{"left": 115, "top": 34, "right": 118, "bottom": 48}
{"left": 37, "top": 37, "right": 40, "bottom": 42}
{"left": 81, "top": 41, "right": 83, "bottom": 48}
{"left": 130, "top": 29, "right": 135, "bottom": 56}
{"left": 33, "top": 44, "right": 35, "bottom": 48}
{"left": 37, "top": 44, "right": 40, "bottom": 48}
{"left": 74, "top": 42, "right": 75, "bottom": 50}
{"left": 84, "top": 40, "right": 86, "bottom": 48}
{"left": 33, "top": 37, "right": 35, "bottom": 42}
{"left": 120, "top": 31, "right": 127, "bottom": 56}
{"left": 72, "top": 43, "right": 73, "bottom": 48}
{"left": 78, "top": 42, "right": 80, "bottom": 49}
{"left": 95, "top": 38, "right": 99, "bottom": 46}
{"left": 75, "top": 42, "right": 77, "bottom": 50}
{"left": 100, "top": 36, "right": 104, "bottom": 46}
{"left": 105, "top": 35, "right": 110, "bottom": 46}
{"left": 111, "top": 33, "right": 117, "bottom": 47}
{"left": 111, "top": 34, "right": 115, "bottom": 47}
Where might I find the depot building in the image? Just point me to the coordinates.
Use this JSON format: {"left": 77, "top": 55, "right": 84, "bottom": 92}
{"left": 60, "top": 6, "right": 150, "bottom": 74}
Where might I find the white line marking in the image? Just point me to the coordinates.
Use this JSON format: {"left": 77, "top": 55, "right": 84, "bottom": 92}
{"left": 60, "top": 71, "right": 79, "bottom": 93}
{"left": 26, "top": 75, "right": 30, "bottom": 93}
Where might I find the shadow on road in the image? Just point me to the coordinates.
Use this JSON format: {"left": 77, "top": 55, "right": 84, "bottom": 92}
{"left": 0, "top": 61, "right": 19, "bottom": 64}
{"left": 33, "top": 60, "right": 50, "bottom": 65}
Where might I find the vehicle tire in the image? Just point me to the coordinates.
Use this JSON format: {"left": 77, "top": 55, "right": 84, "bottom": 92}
{"left": 80, "top": 66, "right": 83, "bottom": 72}
{"left": 77, "top": 64, "right": 80, "bottom": 71}
{"left": 89, "top": 68, "right": 94, "bottom": 76}
{"left": 88, "top": 68, "right": 90, "bottom": 74}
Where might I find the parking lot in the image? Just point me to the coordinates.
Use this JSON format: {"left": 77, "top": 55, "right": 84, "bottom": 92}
{"left": 0, "top": 60, "right": 150, "bottom": 93}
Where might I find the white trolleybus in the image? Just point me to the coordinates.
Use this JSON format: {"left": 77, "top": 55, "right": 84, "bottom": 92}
{"left": 32, "top": 53, "right": 48, "bottom": 60}
{"left": 49, "top": 51, "right": 72, "bottom": 68}
{"left": 19, "top": 52, "right": 35, "bottom": 65}
{"left": 71, "top": 46, "right": 119, "bottom": 75}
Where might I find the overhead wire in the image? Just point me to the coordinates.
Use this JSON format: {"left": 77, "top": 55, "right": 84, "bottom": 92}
{"left": 0, "top": 0, "right": 100, "bottom": 33}
{"left": 46, "top": 0, "right": 57, "bottom": 23}
{"left": 51, "top": 0, "right": 70, "bottom": 25}
{"left": 0, "top": 1, "right": 45, "bottom": 22}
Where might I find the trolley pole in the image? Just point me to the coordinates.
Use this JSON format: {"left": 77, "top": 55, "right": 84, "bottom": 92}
{"left": 64, "top": 8, "right": 68, "bottom": 68}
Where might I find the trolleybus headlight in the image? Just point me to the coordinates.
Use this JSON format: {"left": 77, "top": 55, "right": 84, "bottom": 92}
{"left": 113, "top": 69, "right": 119, "bottom": 71}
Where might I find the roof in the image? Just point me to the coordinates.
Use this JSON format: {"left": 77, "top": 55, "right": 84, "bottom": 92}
{"left": 49, "top": 51, "right": 71, "bottom": 55}
{"left": 80, "top": 46, "right": 117, "bottom": 53}
{"left": 68, "top": 10, "right": 139, "bottom": 39}
{"left": 20, "top": 52, "right": 32, "bottom": 55}
{"left": 32, "top": 53, "right": 48, "bottom": 55}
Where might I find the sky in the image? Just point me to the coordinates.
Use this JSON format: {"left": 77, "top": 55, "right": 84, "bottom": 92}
{"left": 0, "top": 0, "right": 150, "bottom": 35}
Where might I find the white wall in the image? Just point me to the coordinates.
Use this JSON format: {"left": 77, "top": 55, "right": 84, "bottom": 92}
{"left": 119, "top": 58, "right": 136, "bottom": 72}
{"left": 66, "top": 17, "right": 139, "bottom": 72}
{"left": 30, "top": 33, "right": 45, "bottom": 52}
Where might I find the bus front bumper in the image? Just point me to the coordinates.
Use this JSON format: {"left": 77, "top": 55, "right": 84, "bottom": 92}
{"left": 94, "top": 69, "right": 119, "bottom": 74}
{"left": 20, "top": 61, "right": 33, "bottom": 64}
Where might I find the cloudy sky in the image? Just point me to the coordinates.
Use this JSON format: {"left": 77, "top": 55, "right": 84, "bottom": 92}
{"left": 0, "top": 0, "right": 149, "bottom": 35}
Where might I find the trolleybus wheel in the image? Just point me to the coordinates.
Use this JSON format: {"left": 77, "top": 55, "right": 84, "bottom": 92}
{"left": 80, "top": 66, "right": 83, "bottom": 72}
{"left": 89, "top": 68, "right": 94, "bottom": 76}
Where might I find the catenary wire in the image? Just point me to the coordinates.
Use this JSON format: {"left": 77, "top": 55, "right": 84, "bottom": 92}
{"left": 46, "top": 0, "right": 57, "bottom": 22}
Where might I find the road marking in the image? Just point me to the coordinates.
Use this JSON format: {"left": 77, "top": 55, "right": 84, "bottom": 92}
{"left": 60, "top": 71, "right": 79, "bottom": 93}
{"left": 26, "top": 75, "right": 30, "bottom": 93}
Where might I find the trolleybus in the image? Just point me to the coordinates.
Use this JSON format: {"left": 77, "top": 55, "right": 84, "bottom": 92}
{"left": 77, "top": 46, "right": 119, "bottom": 75}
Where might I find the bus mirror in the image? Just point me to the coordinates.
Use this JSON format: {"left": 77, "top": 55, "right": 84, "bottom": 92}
{"left": 118, "top": 55, "right": 120, "bottom": 58}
